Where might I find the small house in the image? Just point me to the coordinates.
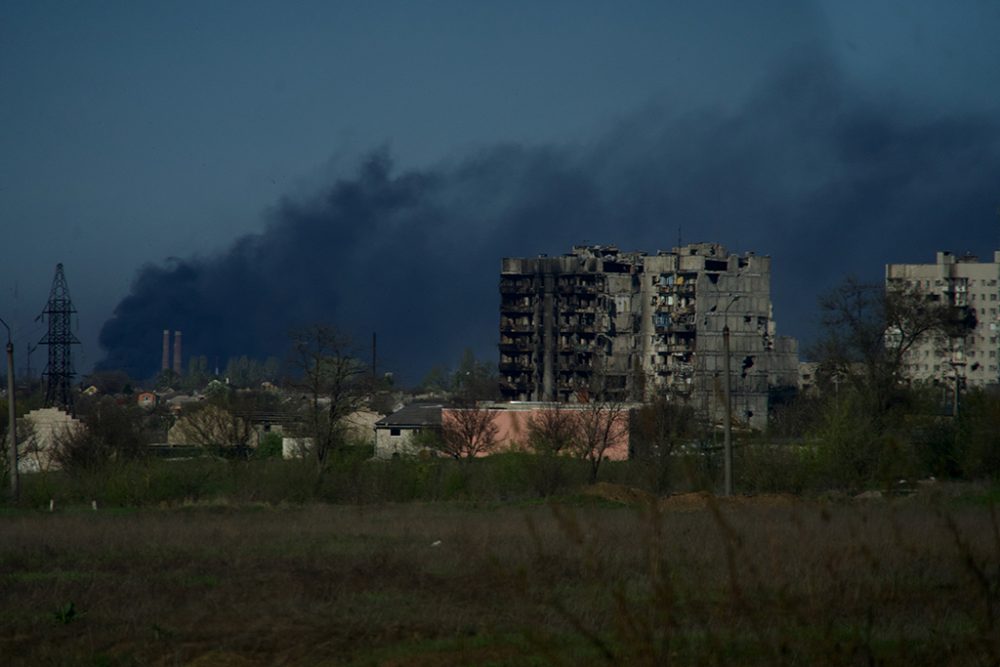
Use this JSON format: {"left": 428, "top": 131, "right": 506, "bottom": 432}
{"left": 373, "top": 403, "right": 443, "bottom": 459}
{"left": 136, "top": 391, "right": 157, "bottom": 409}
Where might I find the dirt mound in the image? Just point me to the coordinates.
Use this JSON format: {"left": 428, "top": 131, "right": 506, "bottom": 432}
{"left": 581, "top": 482, "right": 656, "bottom": 506}
{"left": 736, "top": 493, "right": 800, "bottom": 508}
{"left": 185, "top": 650, "right": 262, "bottom": 667}
{"left": 658, "top": 492, "right": 715, "bottom": 512}
{"left": 582, "top": 485, "right": 802, "bottom": 511}
{"left": 658, "top": 491, "right": 801, "bottom": 512}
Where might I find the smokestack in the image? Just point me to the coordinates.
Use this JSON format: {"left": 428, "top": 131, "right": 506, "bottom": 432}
{"left": 173, "top": 330, "right": 182, "bottom": 375}
{"left": 161, "top": 330, "right": 170, "bottom": 371}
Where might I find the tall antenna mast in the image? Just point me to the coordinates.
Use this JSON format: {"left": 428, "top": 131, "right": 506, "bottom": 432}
{"left": 37, "top": 263, "right": 80, "bottom": 411}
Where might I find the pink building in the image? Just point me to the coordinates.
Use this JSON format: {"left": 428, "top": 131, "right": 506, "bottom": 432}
{"left": 136, "top": 391, "right": 158, "bottom": 409}
{"left": 440, "top": 402, "right": 632, "bottom": 460}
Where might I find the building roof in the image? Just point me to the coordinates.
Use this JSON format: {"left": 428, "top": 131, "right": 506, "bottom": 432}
{"left": 375, "top": 403, "right": 443, "bottom": 428}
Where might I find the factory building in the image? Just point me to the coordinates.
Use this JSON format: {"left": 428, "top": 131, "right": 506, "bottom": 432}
{"left": 886, "top": 251, "right": 1000, "bottom": 389}
{"left": 499, "top": 243, "right": 798, "bottom": 429}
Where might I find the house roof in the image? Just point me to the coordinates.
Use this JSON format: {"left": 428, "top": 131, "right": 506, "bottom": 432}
{"left": 375, "top": 403, "right": 443, "bottom": 428}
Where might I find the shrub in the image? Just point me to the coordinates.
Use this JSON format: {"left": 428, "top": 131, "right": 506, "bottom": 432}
{"left": 53, "top": 397, "right": 147, "bottom": 472}
{"left": 957, "top": 389, "right": 1000, "bottom": 480}
{"left": 254, "top": 432, "right": 283, "bottom": 459}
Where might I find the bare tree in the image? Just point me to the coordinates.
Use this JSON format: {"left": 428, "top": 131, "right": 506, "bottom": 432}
{"left": 814, "top": 278, "right": 957, "bottom": 419}
{"left": 452, "top": 347, "right": 501, "bottom": 401}
{"left": 571, "top": 398, "right": 629, "bottom": 484}
{"left": 53, "top": 397, "right": 144, "bottom": 471}
{"left": 630, "top": 396, "right": 695, "bottom": 493}
{"left": 527, "top": 405, "right": 576, "bottom": 456}
{"left": 568, "top": 358, "right": 631, "bottom": 484}
{"left": 174, "top": 402, "right": 256, "bottom": 457}
{"left": 9, "top": 420, "right": 39, "bottom": 474}
{"left": 172, "top": 388, "right": 282, "bottom": 457}
{"left": 809, "top": 278, "right": 976, "bottom": 487}
{"left": 288, "top": 325, "right": 370, "bottom": 467}
{"left": 526, "top": 404, "right": 578, "bottom": 495}
{"left": 438, "top": 402, "right": 499, "bottom": 460}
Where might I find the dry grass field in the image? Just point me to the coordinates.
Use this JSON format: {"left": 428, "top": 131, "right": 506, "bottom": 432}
{"left": 2, "top": 487, "right": 999, "bottom": 666}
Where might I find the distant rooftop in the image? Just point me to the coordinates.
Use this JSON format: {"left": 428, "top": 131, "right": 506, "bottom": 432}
{"left": 375, "top": 402, "right": 443, "bottom": 428}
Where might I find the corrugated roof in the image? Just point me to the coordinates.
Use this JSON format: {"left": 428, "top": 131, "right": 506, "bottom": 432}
{"left": 374, "top": 403, "right": 443, "bottom": 428}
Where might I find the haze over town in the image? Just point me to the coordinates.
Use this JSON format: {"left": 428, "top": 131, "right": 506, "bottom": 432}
{"left": 7, "top": 6, "right": 1000, "bottom": 664}
{"left": 2, "top": 1, "right": 999, "bottom": 382}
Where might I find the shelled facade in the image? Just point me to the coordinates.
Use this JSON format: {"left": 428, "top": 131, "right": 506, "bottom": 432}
{"left": 499, "top": 243, "right": 798, "bottom": 429}
{"left": 886, "top": 250, "right": 1000, "bottom": 389}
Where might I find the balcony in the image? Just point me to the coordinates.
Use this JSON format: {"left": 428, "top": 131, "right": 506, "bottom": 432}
{"left": 499, "top": 282, "right": 534, "bottom": 295}
{"left": 499, "top": 361, "right": 533, "bottom": 373}
{"left": 500, "top": 299, "right": 535, "bottom": 314}
{"left": 557, "top": 282, "right": 600, "bottom": 295}
{"left": 654, "top": 342, "right": 693, "bottom": 355}
{"left": 558, "top": 343, "right": 595, "bottom": 354}
{"left": 654, "top": 312, "right": 696, "bottom": 334}
{"left": 500, "top": 319, "right": 535, "bottom": 333}
{"left": 558, "top": 362, "right": 593, "bottom": 373}
{"left": 499, "top": 379, "right": 531, "bottom": 395}
{"left": 560, "top": 324, "right": 598, "bottom": 334}
{"left": 499, "top": 339, "right": 534, "bottom": 353}
{"left": 561, "top": 300, "right": 598, "bottom": 313}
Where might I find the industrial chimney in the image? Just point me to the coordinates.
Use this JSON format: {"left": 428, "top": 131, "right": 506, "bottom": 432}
{"left": 173, "top": 330, "right": 182, "bottom": 375}
{"left": 161, "top": 330, "right": 170, "bottom": 371}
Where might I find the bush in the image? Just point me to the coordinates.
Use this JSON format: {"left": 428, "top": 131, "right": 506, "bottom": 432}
{"left": 53, "top": 397, "right": 148, "bottom": 471}
{"left": 254, "top": 432, "right": 283, "bottom": 459}
{"left": 957, "top": 389, "right": 1000, "bottom": 480}
{"left": 736, "top": 441, "right": 823, "bottom": 494}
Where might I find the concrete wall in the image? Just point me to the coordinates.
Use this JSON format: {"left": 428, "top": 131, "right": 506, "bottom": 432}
{"left": 373, "top": 403, "right": 632, "bottom": 460}
{"left": 282, "top": 437, "right": 314, "bottom": 459}
{"left": 373, "top": 426, "right": 427, "bottom": 459}
{"left": 442, "top": 404, "right": 631, "bottom": 460}
{"left": 343, "top": 409, "right": 379, "bottom": 444}
{"left": 15, "top": 408, "right": 84, "bottom": 473}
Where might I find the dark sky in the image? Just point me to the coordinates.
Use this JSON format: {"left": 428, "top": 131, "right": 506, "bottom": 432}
{"left": 2, "top": 1, "right": 999, "bottom": 383}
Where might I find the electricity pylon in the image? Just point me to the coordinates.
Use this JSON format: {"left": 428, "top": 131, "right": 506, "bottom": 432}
{"left": 38, "top": 263, "right": 80, "bottom": 411}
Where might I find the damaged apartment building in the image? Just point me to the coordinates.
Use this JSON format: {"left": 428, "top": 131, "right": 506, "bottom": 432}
{"left": 886, "top": 250, "right": 1000, "bottom": 389}
{"left": 498, "top": 243, "right": 798, "bottom": 429}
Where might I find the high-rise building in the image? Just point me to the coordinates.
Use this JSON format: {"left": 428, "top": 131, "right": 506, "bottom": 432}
{"left": 886, "top": 251, "right": 1000, "bottom": 389}
{"left": 498, "top": 243, "right": 798, "bottom": 429}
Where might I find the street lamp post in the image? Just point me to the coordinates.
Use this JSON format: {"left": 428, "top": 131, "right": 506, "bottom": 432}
{"left": 722, "top": 295, "right": 740, "bottom": 497}
{"left": 0, "top": 318, "right": 17, "bottom": 502}
{"left": 949, "top": 360, "right": 966, "bottom": 419}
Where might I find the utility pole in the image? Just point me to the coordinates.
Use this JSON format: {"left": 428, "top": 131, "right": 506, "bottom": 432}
{"left": 722, "top": 294, "right": 741, "bottom": 497}
{"left": 0, "top": 317, "right": 17, "bottom": 502}
{"left": 723, "top": 324, "right": 733, "bottom": 496}
{"left": 24, "top": 343, "right": 37, "bottom": 393}
{"left": 950, "top": 360, "right": 965, "bottom": 418}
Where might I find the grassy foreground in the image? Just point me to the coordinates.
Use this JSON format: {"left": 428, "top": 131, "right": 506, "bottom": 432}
{"left": 2, "top": 488, "right": 999, "bottom": 666}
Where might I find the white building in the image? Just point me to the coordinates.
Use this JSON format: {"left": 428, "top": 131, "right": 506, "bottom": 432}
{"left": 13, "top": 408, "right": 85, "bottom": 473}
{"left": 886, "top": 251, "right": 1000, "bottom": 388}
{"left": 372, "top": 402, "right": 443, "bottom": 459}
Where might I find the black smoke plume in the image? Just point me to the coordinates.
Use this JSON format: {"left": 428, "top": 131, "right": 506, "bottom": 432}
{"left": 98, "top": 54, "right": 1000, "bottom": 382}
